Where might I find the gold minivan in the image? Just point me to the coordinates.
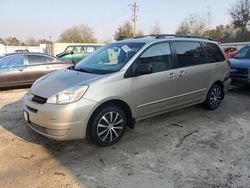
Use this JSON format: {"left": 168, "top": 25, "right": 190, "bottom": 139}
{"left": 23, "top": 35, "right": 231, "bottom": 146}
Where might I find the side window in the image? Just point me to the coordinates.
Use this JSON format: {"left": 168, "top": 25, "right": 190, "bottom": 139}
{"left": 73, "top": 46, "right": 84, "bottom": 53}
{"left": 204, "top": 42, "right": 225, "bottom": 63}
{"left": 138, "top": 43, "right": 172, "bottom": 73}
{"left": 0, "top": 55, "right": 25, "bottom": 69}
{"left": 173, "top": 41, "right": 206, "bottom": 68}
{"left": 85, "top": 46, "right": 95, "bottom": 53}
{"left": 27, "top": 55, "right": 54, "bottom": 64}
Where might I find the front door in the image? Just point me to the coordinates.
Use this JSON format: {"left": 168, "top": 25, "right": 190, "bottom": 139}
{"left": 132, "top": 42, "right": 179, "bottom": 119}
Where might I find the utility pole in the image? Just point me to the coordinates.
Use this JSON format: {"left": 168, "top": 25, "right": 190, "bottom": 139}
{"left": 129, "top": 2, "right": 139, "bottom": 37}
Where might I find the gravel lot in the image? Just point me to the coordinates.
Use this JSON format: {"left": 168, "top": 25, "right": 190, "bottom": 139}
{"left": 0, "top": 87, "right": 250, "bottom": 188}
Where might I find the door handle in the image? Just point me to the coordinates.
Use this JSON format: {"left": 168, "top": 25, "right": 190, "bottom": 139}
{"left": 179, "top": 70, "right": 186, "bottom": 77}
{"left": 46, "top": 66, "right": 50, "bottom": 69}
{"left": 168, "top": 72, "right": 176, "bottom": 79}
{"left": 18, "top": 68, "right": 24, "bottom": 72}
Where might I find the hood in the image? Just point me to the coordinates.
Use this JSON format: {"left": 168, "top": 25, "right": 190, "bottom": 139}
{"left": 230, "top": 58, "right": 250, "bottom": 69}
{"left": 31, "top": 69, "right": 105, "bottom": 98}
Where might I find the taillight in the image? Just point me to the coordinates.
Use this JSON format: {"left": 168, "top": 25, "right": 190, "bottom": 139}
{"left": 227, "top": 60, "right": 232, "bottom": 67}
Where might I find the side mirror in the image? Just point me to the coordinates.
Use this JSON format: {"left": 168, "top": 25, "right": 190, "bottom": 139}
{"left": 70, "top": 51, "right": 74, "bottom": 55}
{"left": 134, "top": 64, "right": 153, "bottom": 76}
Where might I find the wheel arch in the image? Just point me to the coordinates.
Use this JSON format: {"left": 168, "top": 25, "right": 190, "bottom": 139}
{"left": 86, "top": 99, "right": 135, "bottom": 140}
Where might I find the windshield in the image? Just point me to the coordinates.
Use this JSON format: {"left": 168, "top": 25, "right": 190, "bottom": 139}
{"left": 233, "top": 46, "right": 250, "bottom": 58}
{"left": 75, "top": 42, "right": 145, "bottom": 74}
{"left": 64, "top": 46, "right": 74, "bottom": 53}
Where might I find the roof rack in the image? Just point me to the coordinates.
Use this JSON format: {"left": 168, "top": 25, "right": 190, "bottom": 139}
{"left": 134, "top": 34, "right": 213, "bottom": 41}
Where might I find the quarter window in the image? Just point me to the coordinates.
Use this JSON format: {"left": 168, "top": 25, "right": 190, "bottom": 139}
{"left": 0, "top": 55, "right": 25, "bottom": 69}
{"left": 173, "top": 41, "right": 206, "bottom": 68}
{"left": 138, "top": 43, "right": 172, "bottom": 73}
{"left": 204, "top": 42, "right": 225, "bottom": 63}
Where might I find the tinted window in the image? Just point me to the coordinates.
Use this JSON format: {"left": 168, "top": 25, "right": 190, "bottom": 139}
{"left": 204, "top": 42, "right": 225, "bottom": 63}
{"left": 174, "top": 41, "right": 206, "bottom": 68}
{"left": 138, "top": 42, "right": 172, "bottom": 73}
{"left": 0, "top": 55, "right": 25, "bottom": 69}
{"left": 27, "top": 55, "right": 54, "bottom": 64}
{"left": 233, "top": 46, "right": 250, "bottom": 59}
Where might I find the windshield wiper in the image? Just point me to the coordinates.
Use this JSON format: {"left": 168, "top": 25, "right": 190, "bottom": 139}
{"left": 74, "top": 67, "right": 93, "bottom": 73}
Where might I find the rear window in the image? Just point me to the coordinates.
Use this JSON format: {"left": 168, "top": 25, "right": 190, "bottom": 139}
{"left": 204, "top": 42, "right": 225, "bottom": 63}
{"left": 27, "top": 55, "right": 54, "bottom": 64}
{"left": 173, "top": 41, "right": 206, "bottom": 68}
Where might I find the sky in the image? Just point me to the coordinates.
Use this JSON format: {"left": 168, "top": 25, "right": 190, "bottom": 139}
{"left": 0, "top": 0, "right": 237, "bottom": 42}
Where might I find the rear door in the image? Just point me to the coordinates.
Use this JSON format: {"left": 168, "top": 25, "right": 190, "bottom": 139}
{"left": 0, "top": 54, "right": 27, "bottom": 87}
{"left": 132, "top": 42, "right": 179, "bottom": 118}
{"left": 26, "top": 54, "right": 56, "bottom": 82}
{"left": 172, "top": 41, "right": 213, "bottom": 106}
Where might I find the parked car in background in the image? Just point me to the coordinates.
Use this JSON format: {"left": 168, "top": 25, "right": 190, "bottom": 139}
{"left": 229, "top": 45, "right": 250, "bottom": 86}
{"left": 224, "top": 47, "right": 238, "bottom": 59}
{"left": 23, "top": 35, "right": 230, "bottom": 146}
{"left": 0, "top": 53, "right": 73, "bottom": 89}
{"left": 56, "top": 44, "right": 103, "bottom": 64}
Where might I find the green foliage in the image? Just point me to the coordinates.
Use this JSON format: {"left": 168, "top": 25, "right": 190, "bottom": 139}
{"left": 114, "top": 21, "right": 134, "bottom": 40}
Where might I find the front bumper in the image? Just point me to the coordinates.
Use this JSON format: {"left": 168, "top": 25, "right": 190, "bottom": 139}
{"left": 23, "top": 93, "right": 97, "bottom": 140}
{"left": 231, "top": 77, "right": 250, "bottom": 85}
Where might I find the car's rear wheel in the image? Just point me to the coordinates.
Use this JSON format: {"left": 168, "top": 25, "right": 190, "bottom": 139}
{"left": 205, "top": 84, "right": 223, "bottom": 110}
{"left": 90, "top": 106, "right": 126, "bottom": 146}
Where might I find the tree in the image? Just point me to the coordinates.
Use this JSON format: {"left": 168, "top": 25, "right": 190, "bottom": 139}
{"left": 59, "top": 24, "right": 97, "bottom": 43}
{"left": 229, "top": 0, "right": 250, "bottom": 35}
{"left": 26, "top": 38, "right": 38, "bottom": 46}
{"left": 149, "top": 22, "right": 162, "bottom": 35}
{"left": 204, "top": 24, "right": 234, "bottom": 42}
{"left": 0, "top": 38, "right": 6, "bottom": 45}
{"left": 5, "top": 37, "right": 20, "bottom": 46}
{"left": 176, "top": 14, "right": 208, "bottom": 35}
{"left": 114, "top": 21, "right": 134, "bottom": 40}
{"left": 136, "top": 30, "right": 145, "bottom": 37}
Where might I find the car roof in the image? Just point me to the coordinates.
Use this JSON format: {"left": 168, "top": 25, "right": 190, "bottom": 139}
{"left": 115, "top": 34, "right": 218, "bottom": 45}
{"left": 2, "top": 52, "right": 56, "bottom": 57}
{"left": 67, "top": 44, "right": 103, "bottom": 47}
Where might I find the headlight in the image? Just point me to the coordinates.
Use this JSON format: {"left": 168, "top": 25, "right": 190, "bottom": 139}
{"left": 47, "top": 85, "right": 88, "bottom": 104}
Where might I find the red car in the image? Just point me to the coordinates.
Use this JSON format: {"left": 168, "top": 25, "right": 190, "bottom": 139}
{"left": 224, "top": 47, "right": 238, "bottom": 59}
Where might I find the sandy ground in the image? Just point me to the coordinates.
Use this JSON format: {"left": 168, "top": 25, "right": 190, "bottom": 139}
{"left": 0, "top": 87, "right": 250, "bottom": 188}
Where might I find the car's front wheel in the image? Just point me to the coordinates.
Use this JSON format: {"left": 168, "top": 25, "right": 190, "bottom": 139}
{"left": 205, "top": 84, "right": 223, "bottom": 110}
{"left": 90, "top": 106, "right": 126, "bottom": 146}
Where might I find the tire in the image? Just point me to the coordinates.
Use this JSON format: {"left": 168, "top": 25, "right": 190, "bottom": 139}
{"left": 90, "top": 106, "right": 127, "bottom": 146}
{"left": 205, "top": 84, "right": 223, "bottom": 110}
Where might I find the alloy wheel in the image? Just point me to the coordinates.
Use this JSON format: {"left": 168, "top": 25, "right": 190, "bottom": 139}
{"left": 97, "top": 111, "right": 124, "bottom": 143}
{"left": 209, "top": 87, "right": 222, "bottom": 109}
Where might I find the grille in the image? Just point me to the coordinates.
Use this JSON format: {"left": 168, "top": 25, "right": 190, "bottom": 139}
{"left": 32, "top": 95, "right": 47, "bottom": 104}
{"left": 231, "top": 68, "right": 249, "bottom": 78}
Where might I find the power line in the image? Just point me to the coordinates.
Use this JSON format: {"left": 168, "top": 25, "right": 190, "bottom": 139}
{"left": 129, "top": 2, "right": 139, "bottom": 37}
